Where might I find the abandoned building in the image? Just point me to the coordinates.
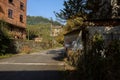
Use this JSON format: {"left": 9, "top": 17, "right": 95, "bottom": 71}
{"left": 0, "top": 0, "right": 27, "bottom": 39}
{"left": 64, "top": 0, "right": 120, "bottom": 62}
{"left": 86, "top": 0, "right": 120, "bottom": 43}
{"left": 50, "top": 26, "right": 63, "bottom": 37}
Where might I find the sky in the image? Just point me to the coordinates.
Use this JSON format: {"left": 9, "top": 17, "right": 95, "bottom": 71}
{"left": 27, "top": 0, "right": 65, "bottom": 21}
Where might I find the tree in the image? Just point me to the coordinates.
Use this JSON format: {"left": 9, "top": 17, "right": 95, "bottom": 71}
{"left": 86, "top": 0, "right": 112, "bottom": 19}
{"left": 56, "top": 0, "right": 112, "bottom": 20}
{"left": 55, "top": 0, "right": 86, "bottom": 20}
{"left": 55, "top": 0, "right": 87, "bottom": 32}
{"left": 64, "top": 17, "right": 84, "bottom": 32}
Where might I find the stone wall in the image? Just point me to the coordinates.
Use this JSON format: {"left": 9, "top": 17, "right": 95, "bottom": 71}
{"left": 11, "top": 40, "right": 50, "bottom": 53}
{"left": 88, "top": 26, "right": 120, "bottom": 41}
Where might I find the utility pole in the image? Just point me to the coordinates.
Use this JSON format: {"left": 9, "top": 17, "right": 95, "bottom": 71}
{"left": 27, "top": 29, "right": 29, "bottom": 40}
{"left": 50, "top": 17, "right": 53, "bottom": 47}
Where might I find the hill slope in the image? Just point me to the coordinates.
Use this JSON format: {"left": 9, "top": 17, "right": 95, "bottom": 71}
{"left": 27, "top": 16, "right": 61, "bottom": 26}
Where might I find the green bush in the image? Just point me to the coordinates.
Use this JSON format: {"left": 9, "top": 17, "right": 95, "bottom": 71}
{"left": 0, "top": 21, "right": 17, "bottom": 55}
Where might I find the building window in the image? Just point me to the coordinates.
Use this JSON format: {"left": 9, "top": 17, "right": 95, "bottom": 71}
{"left": 8, "top": 9, "right": 13, "bottom": 18}
{"left": 20, "top": 2, "right": 24, "bottom": 10}
{"left": 8, "top": 0, "right": 13, "bottom": 4}
{"left": 20, "top": 15, "right": 23, "bottom": 22}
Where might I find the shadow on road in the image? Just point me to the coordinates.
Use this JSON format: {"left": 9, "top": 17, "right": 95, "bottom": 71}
{"left": 47, "top": 49, "right": 66, "bottom": 61}
{"left": 0, "top": 48, "right": 67, "bottom": 80}
{"left": 0, "top": 70, "right": 65, "bottom": 80}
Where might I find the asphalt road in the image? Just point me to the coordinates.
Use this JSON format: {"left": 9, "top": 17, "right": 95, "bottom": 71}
{"left": 0, "top": 48, "right": 66, "bottom": 80}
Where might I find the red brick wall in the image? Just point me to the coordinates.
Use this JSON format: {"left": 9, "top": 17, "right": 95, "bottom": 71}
{"left": 0, "top": 0, "right": 26, "bottom": 28}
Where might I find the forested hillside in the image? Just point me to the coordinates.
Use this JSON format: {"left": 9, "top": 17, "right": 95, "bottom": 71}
{"left": 27, "top": 15, "right": 61, "bottom": 26}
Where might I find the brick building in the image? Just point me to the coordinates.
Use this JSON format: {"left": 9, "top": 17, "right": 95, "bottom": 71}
{"left": 0, "top": 0, "right": 27, "bottom": 39}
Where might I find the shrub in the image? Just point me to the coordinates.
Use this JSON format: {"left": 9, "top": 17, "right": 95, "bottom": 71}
{"left": 0, "top": 21, "right": 17, "bottom": 55}
{"left": 67, "top": 32, "right": 120, "bottom": 80}
{"left": 20, "top": 45, "right": 31, "bottom": 54}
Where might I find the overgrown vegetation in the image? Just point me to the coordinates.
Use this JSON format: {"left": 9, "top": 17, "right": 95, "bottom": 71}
{"left": 55, "top": 31, "right": 64, "bottom": 45}
{"left": 65, "top": 33, "right": 120, "bottom": 80}
{"left": 56, "top": 0, "right": 120, "bottom": 80}
{"left": 0, "top": 21, "right": 17, "bottom": 55}
{"left": 77, "top": 38, "right": 120, "bottom": 80}
{"left": 27, "top": 16, "right": 63, "bottom": 48}
{"left": 55, "top": 0, "right": 86, "bottom": 33}
{"left": 27, "top": 23, "right": 51, "bottom": 40}
{"left": 0, "top": 54, "right": 14, "bottom": 59}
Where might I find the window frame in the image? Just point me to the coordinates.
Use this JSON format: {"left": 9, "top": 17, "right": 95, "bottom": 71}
{"left": 8, "top": 9, "right": 13, "bottom": 19}
{"left": 20, "top": 2, "right": 24, "bottom": 10}
{"left": 8, "top": 0, "right": 13, "bottom": 4}
{"left": 20, "top": 14, "right": 23, "bottom": 23}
